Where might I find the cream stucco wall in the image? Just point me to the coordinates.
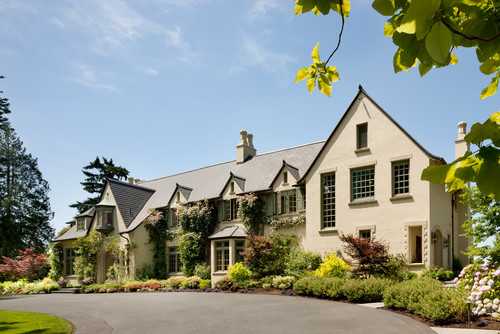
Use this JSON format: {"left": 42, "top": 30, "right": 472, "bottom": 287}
{"left": 303, "top": 94, "right": 440, "bottom": 270}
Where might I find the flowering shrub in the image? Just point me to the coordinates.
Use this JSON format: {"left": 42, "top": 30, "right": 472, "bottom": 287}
{"left": 314, "top": 252, "right": 350, "bottom": 278}
{"left": 456, "top": 263, "right": 500, "bottom": 318}
{"left": 180, "top": 276, "right": 202, "bottom": 289}
{"left": 228, "top": 262, "right": 252, "bottom": 283}
{"left": 238, "top": 193, "right": 267, "bottom": 234}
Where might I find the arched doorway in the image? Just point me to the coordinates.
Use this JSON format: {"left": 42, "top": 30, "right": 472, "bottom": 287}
{"left": 433, "top": 229, "right": 443, "bottom": 268}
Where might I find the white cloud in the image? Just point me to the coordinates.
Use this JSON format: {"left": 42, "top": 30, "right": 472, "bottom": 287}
{"left": 247, "top": 0, "right": 280, "bottom": 22}
{"left": 236, "top": 35, "right": 297, "bottom": 73}
{"left": 71, "top": 64, "right": 121, "bottom": 94}
{"left": 165, "top": 26, "right": 183, "bottom": 47}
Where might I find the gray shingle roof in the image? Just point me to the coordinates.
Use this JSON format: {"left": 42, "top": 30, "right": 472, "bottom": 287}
{"left": 209, "top": 226, "right": 247, "bottom": 239}
{"left": 107, "top": 179, "right": 156, "bottom": 228}
{"left": 124, "top": 141, "right": 324, "bottom": 232}
{"left": 75, "top": 207, "right": 95, "bottom": 218}
{"left": 54, "top": 224, "right": 87, "bottom": 242}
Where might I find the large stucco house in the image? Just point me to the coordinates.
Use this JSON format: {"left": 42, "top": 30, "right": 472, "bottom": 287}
{"left": 55, "top": 87, "right": 470, "bottom": 284}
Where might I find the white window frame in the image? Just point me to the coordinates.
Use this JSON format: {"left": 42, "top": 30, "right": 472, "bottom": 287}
{"left": 321, "top": 172, "right": 336, "bottom": 229}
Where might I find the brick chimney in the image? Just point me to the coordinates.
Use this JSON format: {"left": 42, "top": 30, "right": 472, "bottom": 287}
{"left": 236, "top": 130, "right": 256, "bottom": 163}
{"left": 455, "top": 121, "right": 469, "bottom": 159}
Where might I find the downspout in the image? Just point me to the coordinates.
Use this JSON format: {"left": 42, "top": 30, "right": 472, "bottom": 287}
{"left": 119, "top": 233, "right": 132, "bottom": 277}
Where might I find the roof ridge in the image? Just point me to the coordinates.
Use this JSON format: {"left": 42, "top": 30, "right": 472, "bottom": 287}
{"left": 107, "top": 177, "right": 156, "bottom": 192}
{"left": 140, "top": 140, "right": 326, "bottom": 184}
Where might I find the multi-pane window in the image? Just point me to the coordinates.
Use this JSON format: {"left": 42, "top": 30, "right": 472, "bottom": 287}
{"left": 168, "top": 247, "right": 181, "bottom": 273}
{"left": 235, "top": 240, "right": 245, "bottom": 263}
{"left": 356, "top": 123, "right": 368, "bottom": 149}
{"left": 359, "top": 230, "right": 371, "bottom": 240}
{"left": 215, "top": 241, "right": 230, "bottom": 271}
{"left": 351, "top": 167, "right": 375, "bottom": 201}
{"left": 224, "top": 199, "right": 238, "bottom": 221}
{"left": 170, "top": 209, "right": 179, "bottom": 228}
{"left": 76, "top": 218, "right": 85, "bottom": 231}
{"left": 321, "top": 173, "right": 336, "bottom": 228}
{"left": 96, "top": 210, "right": 113, "bottom": 227}
{"left": 277, "top": 190, "right": 297, "bottom": 214}
{"left": 392, "top": 160, "right": 410, "bottom": 196}
{"left": 65, "top": 248, "right": 76, "bottom": 276}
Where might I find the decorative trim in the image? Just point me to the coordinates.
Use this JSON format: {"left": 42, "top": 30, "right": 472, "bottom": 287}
{"left": 354, "top": 147, "right": 371, "bottom": 154}
{"left": 319, "top": 227, "right": 338, "bottom": 235}
{"left": 348, "top": 199, "right": 378, "bottom": 207}
{"left": 390, "top": 194, "right": 413, "bottom": 202}
{"left": 390, "top": 154, "right": 412, "bottom": 162}
{"left": 348, "top": 160, "right": 377, "bottom": 169}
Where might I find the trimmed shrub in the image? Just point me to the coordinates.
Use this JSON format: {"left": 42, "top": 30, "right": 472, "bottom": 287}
{"left": 383, "top": 277, "right": 467, "bottom": 323}
{"left": 315, "top": 252, "right": 350, "bottom": 278}
{"left": 293, "top": 276, "right": 346, "bottom": 299}
{"left": 272, "top": 276, "right": 295, "bottom": 289}
{"left": 342, "top": 278, "right": 391, "bottom": 303}
{"left": 165, "top": 276, "right": 188, "bottom": 289}
{"left": 180, "top": 276, "right": 201, "bottom": 289}
{"left": 436, "top": 268, "right": 454, "bottom": 281}
{"left": 228, "top": 262, "right": 252, "bottom": 283}
{"left": 199, "top": 279, "right": 211, "bottom": 290}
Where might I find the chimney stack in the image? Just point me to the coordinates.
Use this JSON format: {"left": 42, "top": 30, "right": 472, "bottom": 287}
{"left": 128, "top": 177, "right": 135, "bottom": 185}
{"left": 236, "top": 130, "right": 256, "bottom": 163}
{"left": 455, "top": 121, "right": 469, "bottom": 159}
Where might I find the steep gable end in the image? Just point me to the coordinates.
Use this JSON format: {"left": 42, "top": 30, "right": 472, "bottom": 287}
{"left": 107, "top": 179, "right": 155, "bottom": 228}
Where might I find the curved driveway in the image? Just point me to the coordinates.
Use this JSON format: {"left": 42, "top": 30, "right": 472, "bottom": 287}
{"left": 0, "top": 293, "right": 434, "bottom": 334}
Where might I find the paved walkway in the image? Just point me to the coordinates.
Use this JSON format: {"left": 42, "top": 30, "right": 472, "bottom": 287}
{"left": 0, "top": 293, "right": 436, "bottom": 334}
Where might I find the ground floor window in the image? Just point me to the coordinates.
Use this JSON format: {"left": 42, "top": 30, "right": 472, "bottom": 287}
{"left": 359, "top": 229, "right": 371, "bottom": 240}
{"left": 215, "top": 241, "right": 230, "bottom": 271}
{"left": 65, "top": 248, "right": 76, "bottom": 276}
{"left": 168, "top": 247, "right": 181, "bottom": 273}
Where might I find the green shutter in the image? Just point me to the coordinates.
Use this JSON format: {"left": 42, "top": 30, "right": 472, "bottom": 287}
{"left": 276, "top": 192, "right": 282, "bottom": 215}
{"left": 297, "top": 188, "right": 304, "bottom": 212}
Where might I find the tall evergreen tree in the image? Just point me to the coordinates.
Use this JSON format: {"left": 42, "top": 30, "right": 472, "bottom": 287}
{"left": 70, "top": 157, "right": 129, "bottom": 213}
{"left": 0, "top": 76, "right": 12, "bottom": 125}
{"left": 0, "top": 122, "right": 54, "bottom": 257}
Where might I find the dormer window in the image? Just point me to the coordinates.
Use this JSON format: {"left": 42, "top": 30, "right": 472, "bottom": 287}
{"left": 356, "top": 123, "right": 368, "bottom": 149}
{"left": 94, "top": 193, "right": 115, "bottom": 234}
{"left": 76, "top": 218, "right": 85, "bottom": 231}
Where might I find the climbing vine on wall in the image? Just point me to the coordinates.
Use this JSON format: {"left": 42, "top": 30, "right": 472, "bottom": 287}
{"left": 268, "top": 214, "right": 306, "bottom": 232}
{"left": 238, "top": 193, "right": 267, "bottom": 235}
{"left": 73, "top": 230, "right": 104, "bottom": 281}
{"left": 48, "top": 242, "right": 64, "bottom": 281}
{"left": 144, "top": 208, "right": 169, "bottom": 279}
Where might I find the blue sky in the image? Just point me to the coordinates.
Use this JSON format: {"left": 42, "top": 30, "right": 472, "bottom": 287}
{"left": 1, "top": 0, "right": 498, "bottom": 234}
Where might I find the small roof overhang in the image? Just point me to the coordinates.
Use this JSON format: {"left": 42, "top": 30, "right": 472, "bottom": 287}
{"left": 208, "top": 226, "right": 248, "bottom": 240}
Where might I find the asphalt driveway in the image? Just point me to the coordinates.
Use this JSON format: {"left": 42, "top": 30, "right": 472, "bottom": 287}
{"left": 0, "top": 292, "right": 435, "bottom": 334}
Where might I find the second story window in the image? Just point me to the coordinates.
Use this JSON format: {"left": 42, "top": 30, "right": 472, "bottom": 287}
{"left": 351, "top": 166, "right": 375, "bottom": 201}
{"left": 224, "top": 199, "right": 238, "bottom": 221}
{"left": 170, "top": 208, "right": 179, "bottom": 228}
{"left": 392, "top": 160, "right": 410, "bottom": 196}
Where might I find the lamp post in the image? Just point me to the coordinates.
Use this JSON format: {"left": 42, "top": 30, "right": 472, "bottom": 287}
{"left": 465, "top": 300, "right": 472, "bottom": 326}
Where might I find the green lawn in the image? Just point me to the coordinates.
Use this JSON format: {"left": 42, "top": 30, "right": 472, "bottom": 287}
{"left": 0, "top": 310, "right": 73, "bottom": 333}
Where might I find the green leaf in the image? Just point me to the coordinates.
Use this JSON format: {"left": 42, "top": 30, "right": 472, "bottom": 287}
{"left": 476, "top": 159, "right": 500, "bottom": 201}
{"left": 311, "top": 43, "right": 320, "bottom": 63}
{"left": 316, "top": 0, "right": 331, "bottom": 15}
{"left": 384, "top": 23, "right": 396, "bottom": 37}
{"left": 307, "top": 77, "right": 316, "bottom": 94}
{"left": 325, "top": 66, "right": 340, "bottom": 82}
{"left": 318, "top": 73, "right": 332, "bottom": 97}
{"left": 480, "top": 72, "right": 500, "bottom": 99}
{"left": 419, "top": 61, "right": 432, "bottom": 76}
{"left": 397, "top": 0, "right": 439, "bottom": 39}
{"left": 465, "top": 118, "right": 500, "bottom": 145}
{"left": 480, "top": 58, "right": 500, "bottom": 75}
{"left": 425, "top": 22, "right": 452, "bottom": 65}
{"left": 296, "top": 68, "right": 310, "bottom": 83}
{"left": 372, "top": 0, "right": 396, "bottom": 16}
{"left": 393, "top": 48, "right": 412, "bottom": 73}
